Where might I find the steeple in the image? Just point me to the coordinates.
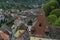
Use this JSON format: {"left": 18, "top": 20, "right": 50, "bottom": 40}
{"left": 31, "top": 8, "right": 49, "bottom": 37}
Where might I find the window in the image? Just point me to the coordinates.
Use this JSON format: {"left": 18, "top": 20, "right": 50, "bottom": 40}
{"left": 39, "top": 23, "right": 42, "bottom": 27}
{"left": 27, "top": 20, "right": 33, "bottom": 25}
{"left": 1, "top": 39, "right": 4, "bottom": 40}
{"left": 45, "top": 31, "right": 49, "bottom": 36}
{"left": 31, "top": 30, "right": 35, "bottom": 34}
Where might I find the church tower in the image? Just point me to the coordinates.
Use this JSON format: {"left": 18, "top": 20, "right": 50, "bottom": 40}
{"left": 31, "top": 8, "right": 49, "bottom": 37}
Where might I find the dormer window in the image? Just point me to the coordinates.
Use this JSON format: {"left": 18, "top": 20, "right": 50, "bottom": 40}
{"left": 31, "top": 30, "right": 35, "bottom": 34}
{"left": 27, "top": 20, "right": 33, "bottom": 26}
{"left": 45, "top": 31, "right": 49, "bottom": 36}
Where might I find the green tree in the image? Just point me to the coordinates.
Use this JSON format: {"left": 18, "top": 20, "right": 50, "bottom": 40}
{"left": 53, "top": 17, "right": 60, "bottom": 26}
{"left": 50, "top": 9, "right": 60, "bottom": 17}
{"left": 47, "top": 15, "right": 57, "bottom": 25}
{"left": 6, "top": 19, "right": 14, "bottom": 26}
{"left": 44, "top": 0, "right": 59, "bottom": 16}
{"left": 15, "top": 3, "right": 22, "bottom": 10}
{"left": 57, "top": 0, "right": 60, "bottom": 5}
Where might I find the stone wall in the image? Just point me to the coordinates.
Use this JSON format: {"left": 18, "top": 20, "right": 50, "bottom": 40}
{"left": 49, "top": 27, "right": 60, "bottom": 39}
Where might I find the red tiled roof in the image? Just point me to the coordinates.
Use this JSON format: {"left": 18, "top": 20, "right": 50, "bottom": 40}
{"left": 0, "top": 31, "right": 10, "bottom": 40}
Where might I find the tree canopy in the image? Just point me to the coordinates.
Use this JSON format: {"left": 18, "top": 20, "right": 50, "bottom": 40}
{"left": 53, "top": 17, "right": 60, "bottom": 26}
{"left": 47, "top": 15, "right": 57, "bottom": 25}
{"left": 50, "top": 9, "right": 60, "bottom": 17}
{"left": 44, "top": 0, "right": 59, "bottom": 16}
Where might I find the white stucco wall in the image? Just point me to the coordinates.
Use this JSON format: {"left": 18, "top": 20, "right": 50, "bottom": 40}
{"left": 30, "top": 36, "right": 57, "bottom": 40}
